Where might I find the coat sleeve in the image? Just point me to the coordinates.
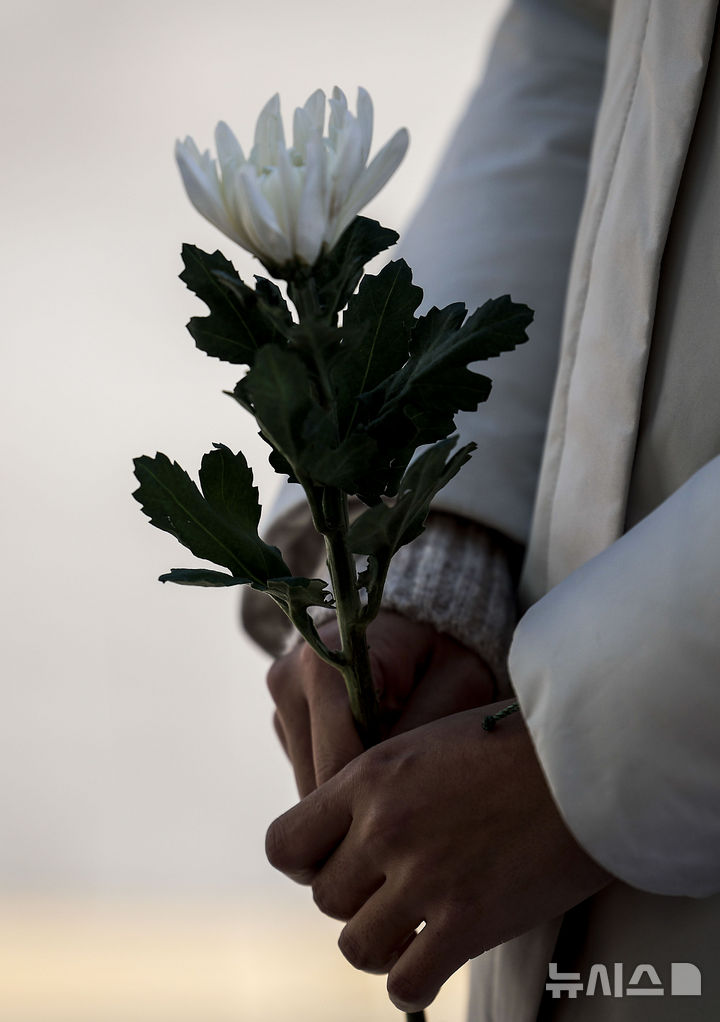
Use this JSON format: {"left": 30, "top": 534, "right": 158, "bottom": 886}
{"left": 509, "top": 454, "right": 720, "bottom": 897}
{"left": 243, "top": 0, "right": 612, "bottom": 653}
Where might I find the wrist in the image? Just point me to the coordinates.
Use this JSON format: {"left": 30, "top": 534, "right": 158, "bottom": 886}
{"left": 379, "top": 513, "right": 519, "bottom": 696}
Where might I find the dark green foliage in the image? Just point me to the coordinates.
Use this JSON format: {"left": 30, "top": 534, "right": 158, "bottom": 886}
{"left": 133, "top": 445, "right": 333, "bottom": 612}
{"left": 241, "top": 345, "right": 381, "bottom": 491}
{"left": 159, "top": 568, "right": 250, "bottom": 586}
{"left": 347, "top": 438, "right": 475, "bottom": 564}
{"left": 303, "top": 216, "right": 399, "bottom": 319}
{"left": 138, "top": 216, "right": 534, "bottom": 638}
{"left": 132, "top": 444, "right": 288, "bottom": 583}
{"left": 329, "top": 259, "right": 423, "bottom": 435}
{"left": 359, "top": 296, "right": 533, "bottom": 484}
{"left": 180, "top": 245, "right": 291, "bottom": 365}
{"left": 261, "top": 577, "right": 334, "bottom": 613}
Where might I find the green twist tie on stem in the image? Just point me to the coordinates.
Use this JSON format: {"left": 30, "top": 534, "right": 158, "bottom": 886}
{"left": 482, "top": 701, "right": 520, "bottom": 732}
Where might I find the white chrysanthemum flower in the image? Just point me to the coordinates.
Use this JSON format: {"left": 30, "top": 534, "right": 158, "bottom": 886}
{"left": 175, "top": 87, "right": 409, "bottom": 269}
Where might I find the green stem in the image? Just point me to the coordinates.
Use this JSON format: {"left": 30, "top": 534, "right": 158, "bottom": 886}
{"left": 320, "top": 493, "right": 418, "bottom": 1021}
{"left": 321, "top": 487, "right": 381, "bottom": 747}
{"left": 294, "top": 284, "right": 420, "bottom": 1021}
{"left": 284, "top": 602, "right": 344, "bottom": 670}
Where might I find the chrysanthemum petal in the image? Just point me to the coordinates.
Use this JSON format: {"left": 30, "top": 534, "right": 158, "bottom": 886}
{"left": 328, "top": 86, "right": 348, "bottom": 151}
{"left": 215, "top": 121, "right": 245, "bottom": 172}
{"left": 252, "top": 93, "right": 285, "bottom": 169}
{"left": 302, "top": 88, "right": 326, "bottom": 135}
{"left": 356, "top": 87, "right": 373, "bottom": 165}
{"left": 176, "top": 88, "right": 406, "bottom": 267}
{"left": 265, "top": 145, "right": 296, "bottom": 248}
{"left": 175, "top": 138, "right": 233, "bottom": 235}
{"left": 237, "top": 171, "right": 292, "bottom": 265}
{"left": 330, "top": 126, "right": 409, "bottom": 245}
{"left": 328, "top": 113, "right": 365, "bottom": 217}
{"left": 295, "top": 136, "right": 329, "bottom": 265}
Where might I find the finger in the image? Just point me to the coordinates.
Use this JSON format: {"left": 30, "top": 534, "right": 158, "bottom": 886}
{"left": 282, "top": 700, "right": 317, "bottom": 798}
{"left": 267, "top": 656, "right": 316, "bottom": 797}
{"left": 308, "top": 675, "right": 365, "bottom": 786}
{"left": 387, "top": 916, "right": 470, "bottom": 1013}
{"left": 391, "top": 642, "right": 494, "bottom": 735}
{"left": 273, "top": 711, "right": 288, "bottom": 756}
{"left": 311, "top": 841, "right": 384, "bottom": 921}
{"left": 338, "top": 884, "right": 423, "bottom": 975}
{"left": 265, "top": 774, "right": 352, "bottom": 884}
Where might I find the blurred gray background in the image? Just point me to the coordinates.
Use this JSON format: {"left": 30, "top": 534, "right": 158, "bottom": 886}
{"left": 0, "top": 1, "right": 506, "bottom": 1017}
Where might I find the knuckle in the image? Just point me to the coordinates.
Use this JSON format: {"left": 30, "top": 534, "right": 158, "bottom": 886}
{"left": 266, "top": 658, "right": 290, "bottom": 701}
{"left": 311, "top": 879, "right": 346, "bottom": 921}
{"left": 352, "top": 788, "right": 407, "bottom": 859}
{"left": 296, "top": 640, "right": 322, "bottom": 673}
{"left": 264, "top": 818, "right": 289, "bottom": 870}
{"left": 361, "top": 808, "right": 401, "bottom": 859}
{"left": 387, "top": 972, "right": 431, "bottom": 1013}
{"left": 338, "top": 927, "right": 375, "bottom": 972}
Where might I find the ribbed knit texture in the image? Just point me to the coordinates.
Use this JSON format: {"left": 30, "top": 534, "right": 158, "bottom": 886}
{"left": 378, "top": 515, "right": 518, "bottom": 695}
{"left": 311, "top": 514, "right": 518, "bottom": 696}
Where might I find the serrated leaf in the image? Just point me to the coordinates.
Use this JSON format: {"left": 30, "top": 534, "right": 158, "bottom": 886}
{"left": 261, "top": 576, "right": 335, "bottom": 612}
{"left": 347, "top": 438, "right": 476, "bottom": 560}
{"left": 243, "top": 346, "right": 382, "bottom": 491}
{"left": 254, "top": 276, "right": 294, "bottom": 328}
{"left": 132, "top": 449, "right": 289, "bottom": 583}
{"left": 243, "top": 346, "right": 317, "bottom": 479}
{"left": 308, "top": 432, "right": 380, "bottom": 491}
{"left": 401, "top": 365, "right": 493, "bottom": 446}
{"left": 359, "top": 296, "right": 532, "bottom": 476}
{"left": 399, "top": 295, "right": 532, "bottom": 396}
{"left": 330, "top": 259, "right": 422, "bottom": 433}
{"left": 357, "top": 554, "right": 380, "bottom": 593}
{"left": 180, "top": 245, "right": 291, "bottom": 365}
{"left": 198, "top": 443, "right": 261, "bottom": 532}
{"left": 159, "top": 568, "right": 251, "bottom": 586}
{"left": 310, "top": 217, "right": 399, "bottom": 318}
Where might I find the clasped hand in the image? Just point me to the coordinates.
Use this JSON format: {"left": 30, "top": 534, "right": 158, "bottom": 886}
{"left": 265, "top": 612, "right": 610, "bottom": 1013}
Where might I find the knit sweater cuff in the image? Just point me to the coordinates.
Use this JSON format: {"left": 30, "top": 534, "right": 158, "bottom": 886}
{"left": 378, "top": 514, "right": 518, "bottom": 697}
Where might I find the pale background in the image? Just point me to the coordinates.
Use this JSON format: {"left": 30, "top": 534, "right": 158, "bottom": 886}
{"left": 1, "top": 0, "right": 506, "bottom": 1017}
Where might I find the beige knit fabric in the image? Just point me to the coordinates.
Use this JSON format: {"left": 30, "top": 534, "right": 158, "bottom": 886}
{"left": 377, "top": 515, "right": 518, "bottom": 695}
{"left": 309, "top": 514, "right": 518, "bottom": 696}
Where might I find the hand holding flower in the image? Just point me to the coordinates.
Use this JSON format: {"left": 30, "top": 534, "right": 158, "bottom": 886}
{"left": 133, "top": 86, "right": 534, "bottom": 1021}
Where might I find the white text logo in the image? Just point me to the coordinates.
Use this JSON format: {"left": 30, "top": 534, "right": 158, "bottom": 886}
{"left": 546, "top": 962, "right": 701, "bottom": 999}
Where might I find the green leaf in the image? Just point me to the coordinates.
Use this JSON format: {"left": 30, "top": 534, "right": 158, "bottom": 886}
{"left": 197, "top": 442, "right": 261, "bottom": 532}
{"left": 310, "top": 217, "right": 399, "bottom": 318}
{"left": 398, "top": 295, "right": 533, "bottom": 400}
{"left": 243, "top": 347, "right": 382, "bottom": 490}
{"left": 261, "top": 576, "right": 334, "bottom": 612}
{"left": 360, "top": 296, "right": 532, "bottom": 476}
{"left": 356, "top": 554, "right": 380, "bottom": 594}
{"left": 132, "top": 447, "right": 289, "bottom": 583}
{"left": 330, "top": 259, "right": 423, "bottom": 432}
{"left": 242, "top": 346, "right": 317, "bottom": 479}
{"left": 158, "top": 570, "right": 333, "bottom": 625}
{"left": 159, "top": 568, "right": 251, "bottom": 586}
{"left": 180, "top": 244, "right": 291, "bottom": 365}
{"left": 347, "top": 438, "right": 476, "bottom": 561}
{"left": 307, "top": 432, "right": 380, "bottom": 491}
